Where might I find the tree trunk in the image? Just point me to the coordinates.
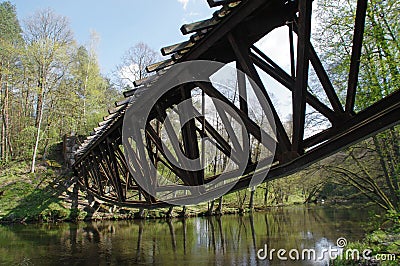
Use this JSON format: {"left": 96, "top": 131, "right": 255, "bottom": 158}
{"left": 1, "top": 65, "right": 11, "bottom": 163}
{"left": 181, "top": 206, "right": 187, "bottom": 217}
{"left": 216, "top": 196, "right": 223, "bottom": 214}
{"left": 207, "top": 200, "right": 215, "bottom": 216}
{"left": 32, "top": 67, "right": 47, "bottom": 173}
{"left": 389, "top": 127, "right": 400, "bottom": 161}
{"left": 373, "top": 136, "right": 399, "bottom": 208}
{"left": 35, "top": 70, "right": 44, "bottom": 128}
{"left": 1, "top": 122, "right": 4, "bottom": 162}
{"left": 31, "top": 92, "right": 45, "bottom": 173}
{"left": 249, "top": 187, "right": 255, "bottom": 211}
{"left": 35, "top": 89, "right": 43, "bottom": 128}
{"left": 81, "top": 52, "right": 91, "bottom": 133}
{"left": 167, "top": 206, "right": 174, "bottom": 218}
{"left": 237, "top": 191, "right": 247, "bottom": 213}
{"left": 0, "top": 65, "right": 4, "bottom": 161}
{"left": 264, "top": 182, "right": 269, "bottom": 206}
{"left": 42, "top": 115, "right": 53, "bottom": 161}
{"left": 3, "top": 76, "right": 9, "bottom": 162}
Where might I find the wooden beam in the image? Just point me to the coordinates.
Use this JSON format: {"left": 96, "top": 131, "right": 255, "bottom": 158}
{"left": 195, "top": 81, "right": 276, "bottom": 153}
{"left": 92, "top": 149, "right": 119, "bottom": 199}
{"left": 292, "top": 0, "right": 312, "bottom": 154}
{"left": 250, "top": 53, "right": 337, "bottom": 123}
{"left": 231, "top": 92, "right": 400, "bottom": 194}
{"left": 346, "top": 0, "right": 368, "bottom": 113}
{"left": 251, "top": 47, "right": 336, "bottom": 116}
{"left": 207, "top": 0, "right": 241, "bottom": 8}
{"left": 88, "top": 153, "right": 105, "bottom": 196}
{"left": 161, "top": 40, "right": 195, "bottom": 56}
{"left": 191, "top": 108, "right": 241, "bottom": 164}
{"left": 108, "top": 105, "right": 126, "bottom": 115}
{"left": 179, "top": 86, "right": 204, "bottom": 186}
{"left": 309, "top": 44, "right": 345, "bottom": 116}
{"left": 180, "top": 18, "right": 219, "bottom": 35}
{"left": 182, "top": 0, "right": 266, "bottom": 61}
{"left": 288, "top": 22, "right": 296, "bottom": 78}
{"left": 228, "top": 33, "right": 292, "bottom": 154}
{"left": 106, "top": 139, "right": 126, "bottom": 202}
{"left": 98, "top": 143, "right": 124, "bottom": 202}
{"left": 115, "top": 98, "right": 131, "bottom": 107}
{"left": 145, "top": 123, "right": 193, "bottom": 186}
{"left": 123, "top": 88, "right": 137, "bottom": 98}
{"left": 146, "top": 59, "right": 174, "bottom": 73}
{"left": 290, "top": 22, "right": 344, "bottom": 117}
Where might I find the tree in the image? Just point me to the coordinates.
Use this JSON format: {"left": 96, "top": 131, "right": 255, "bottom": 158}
{"left": 70, "top": 32, "right": 112, "bottom": 135}
{"left": 314, "top": 0, "right": 400, "bottom": 211}
{"left": 23, "top": 8, "right": 73, "bottom": 172}
{"left": 0, "top": 1, "right": 23, "bottom": 163}
{"left": 324, "top": 145, "right": 398, "bottom": 210}
{"left": 0, "top": 3, "right": 122, "bottom": 172}
{"left": 114, "top": 42, "right": 159, "bottom": 90}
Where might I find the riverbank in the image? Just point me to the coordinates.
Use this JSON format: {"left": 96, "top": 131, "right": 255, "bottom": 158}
{"left": 2, "top": 162, "right": 399, "bottom": 265}
{"left": 0, "top": 160, "right": 393, "bottom": 226}
{"left": 0, "top": 160, "right": 312, "bottom": 223}
{"left": 0, "top": 159, "right": 298, "bottom": 223}
{"left": 0, "top": 165, "right": 289, "bottom": 224}
{"left": 332, "top": 213, "right": 400, "bottom": 265}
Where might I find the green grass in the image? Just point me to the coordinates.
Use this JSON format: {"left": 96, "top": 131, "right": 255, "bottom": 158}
{"left": 332, "top": 211, "right": 400, "bottom": 266}
{"left": 0, "top": 161, "right": 73, "bottom": 223}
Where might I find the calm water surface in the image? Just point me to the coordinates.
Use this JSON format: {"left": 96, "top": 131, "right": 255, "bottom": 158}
{"left": 0, "top": 205, "right": 371, "bottom": 265}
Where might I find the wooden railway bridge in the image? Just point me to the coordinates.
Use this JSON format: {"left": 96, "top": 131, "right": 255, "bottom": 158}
{"left": 73, "top": 0, "right": 400, "bottom": 208}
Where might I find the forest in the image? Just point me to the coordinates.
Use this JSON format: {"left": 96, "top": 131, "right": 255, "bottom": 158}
{"left": 0, "top": 0, "right": 399, "bottom": 220}
{"left": 0, "top": 2, "right": 123, "bottom": 172}
{"left": 0, "top": 1, "right": 399, "bottom": 265}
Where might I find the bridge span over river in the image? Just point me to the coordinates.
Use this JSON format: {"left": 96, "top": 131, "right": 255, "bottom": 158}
{"left": 72, "top": 0, "right": 400, "bottom": 208}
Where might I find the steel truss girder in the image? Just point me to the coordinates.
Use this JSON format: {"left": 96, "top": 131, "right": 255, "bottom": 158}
{"left": 73, "top": 0, "right": 399, "bottom": 208}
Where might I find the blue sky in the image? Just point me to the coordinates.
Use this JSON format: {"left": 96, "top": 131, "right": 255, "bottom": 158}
{"left": 9, "top": 0, "right": 315, "bottom": 123}
{"left": 10, "top": 0, "right": 217, "bottom": 75}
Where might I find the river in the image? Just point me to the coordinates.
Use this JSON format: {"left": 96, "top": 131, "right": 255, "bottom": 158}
{"left": 0, "top": 205, "right": 372, "bottom": 265}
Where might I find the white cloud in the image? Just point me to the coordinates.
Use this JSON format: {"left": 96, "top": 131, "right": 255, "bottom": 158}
{"left": 177, "top": 0, "right": 189, "bottom": 10}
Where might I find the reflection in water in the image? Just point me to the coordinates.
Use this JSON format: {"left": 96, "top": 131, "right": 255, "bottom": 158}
{"left": 0, "top": 206, "right": 370, "bottom": 265}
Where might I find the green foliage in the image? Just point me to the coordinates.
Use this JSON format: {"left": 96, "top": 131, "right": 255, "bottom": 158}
{"left": 69, "top": 43, "right": 116, "bottom": 135}
{"left": 315, "top": 0, "right": 400, "bottom": 109}
{"left": 13, "top": 126, "right": 36, "bottom": 160}
{"left": 0, "top": 1, "right": 22, "bottom": 44}
{"left": 0, "top": 5, "right": 121, "bottom": 167}
{"left": 332, "top": 209, "right": 400, "bottom": 266}
{"left": 385, "top": 210, "right": 400, "bottom": 233}
{"left": 313, "top": 0, "right": 400, "bottom": 212}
